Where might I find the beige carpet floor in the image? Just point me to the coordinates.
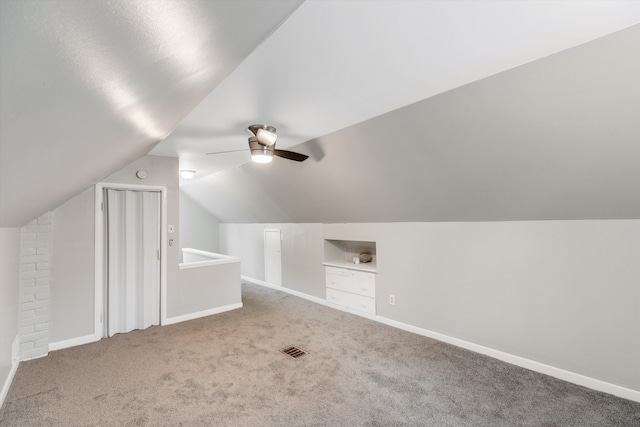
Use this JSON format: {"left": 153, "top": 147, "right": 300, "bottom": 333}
{"left": 1, "top": 282, "right": 639, "bottom": 426}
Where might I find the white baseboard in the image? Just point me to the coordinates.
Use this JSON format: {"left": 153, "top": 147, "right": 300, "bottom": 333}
{"left": 242, "top": 276, "right": 380, "bottom": 320}
{"left": 48, "top": 303, "right": 245, "bottom": 351}
{"left": 164, "top": 302, "right": 243, "bottom": 326}
{"left": 242, "top": 276, "right": 329, "bottom": 306}
{"left": 0, "top": 356, "right": 19, "bottom": 410}
{"left": 242, "top": 276, "right": 640, "bottom": 403}
{"left": 374, "top": 317, "right": 640, "bottom": 403}
{"left": 49, "top": 333, "right": 101, "bottom": 352}
{"left": 1, "top": 335, "right": 20, "bottom": 409}
{"left": 12, "top": 334, "right": 19, "bottom": 366}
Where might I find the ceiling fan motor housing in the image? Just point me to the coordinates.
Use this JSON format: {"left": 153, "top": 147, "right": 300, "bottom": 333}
{"left": 248, "top": 136, "right": 274, "bottom": 163}
{"left": 248, "top": 124, "right": 277, "bottom": 146}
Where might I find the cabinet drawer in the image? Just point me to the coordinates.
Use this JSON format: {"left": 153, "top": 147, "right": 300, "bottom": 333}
{"left": 326, "top": 288, "right": 376, "bottom": 315}
{"left": 325, "top": 266, "right": 375, "bottom": 282}
{"left": 350, "top": 270, "right": 375, "bottom": 281}
{"left": 326, "top": 274, "right": 375, "bottom": 298}
{"left": 326, "top": 266, "right": 350, "bottom": 277}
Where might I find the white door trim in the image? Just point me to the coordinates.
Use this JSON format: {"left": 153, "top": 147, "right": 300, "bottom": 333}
{"left": 94, "top": 183, "right": 168, "bottom": 340}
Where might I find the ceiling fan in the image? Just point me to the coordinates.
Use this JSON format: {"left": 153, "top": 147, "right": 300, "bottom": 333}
{"left": 207, "top": 124, "right": 309, "bottom": 163}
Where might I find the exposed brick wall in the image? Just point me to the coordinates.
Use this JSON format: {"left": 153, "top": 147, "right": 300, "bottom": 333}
{"left": 19, "top": 212, "right": 52, "bottom": 360}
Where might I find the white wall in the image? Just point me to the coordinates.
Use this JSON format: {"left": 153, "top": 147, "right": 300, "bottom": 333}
{"left": 220, "top": 220, "right": 640, "bottom": 392}
{"left": 0, "top": 227, "right": 21, "bottom": 404}
{"left": 19, "top": 212, "right": 53, "bottom": 360}
{"left": 179, "top": 191, "right": 220, "bottom": 256}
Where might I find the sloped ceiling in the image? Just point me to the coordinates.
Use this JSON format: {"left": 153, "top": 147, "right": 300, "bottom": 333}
{"left": 0, "top": 0, "right": 302, "bottom": 227}
{"left": 1, "top": 1, "right": 639, "bottom": 227}
{"left": 182, "top": 25, "right": 640, "bottom": 223}
{"left": 155, "top": 1, "right": 640, "bottom": 178}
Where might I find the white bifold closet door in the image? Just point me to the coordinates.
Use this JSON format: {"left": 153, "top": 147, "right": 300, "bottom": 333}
{"left": 105, "top": 189, "right": 160, "bottom": 337}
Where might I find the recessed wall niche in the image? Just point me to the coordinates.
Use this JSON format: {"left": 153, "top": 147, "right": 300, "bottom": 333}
{"left": 323, "top": 239, "right": 377, "bottom": 272}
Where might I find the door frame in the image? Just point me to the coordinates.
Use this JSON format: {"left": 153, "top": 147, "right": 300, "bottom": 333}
{"left": 94, "top": 183, "right": 168, "bottom": 340}
{"left": 264, "top": 229, "right": 282, "bottom": 286}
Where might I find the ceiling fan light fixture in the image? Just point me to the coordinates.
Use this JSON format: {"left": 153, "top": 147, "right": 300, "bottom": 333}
{"left": 256, "top": 128, "right": 277, "bottom": 146}
{"left": 248, "top": 124, "right": 277, "bottom": 146}
{"left": 249, "top": 136, "right": 274, "bottom": 163}
{"left": 252, "top": 153, "right": 273, "bottom": 163}
{"left": 180, "top": 170, "right": 196, "bottom": 179}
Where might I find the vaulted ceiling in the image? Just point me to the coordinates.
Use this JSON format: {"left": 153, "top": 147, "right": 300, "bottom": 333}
{"left": 1, "top": 1, "right": 639, "bottom": 226}
{"left": 184, "top": 25, "right": 640, "bottom": 223}
{"left": 0, "top": 0, "right": 302, "bottom": 226}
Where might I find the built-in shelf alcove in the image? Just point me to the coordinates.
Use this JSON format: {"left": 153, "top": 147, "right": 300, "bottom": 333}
{"left": 322, "top": 239, "right": 377, "bottom": 273}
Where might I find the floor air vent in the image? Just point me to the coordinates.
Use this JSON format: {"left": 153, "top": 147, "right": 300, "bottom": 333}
{"left": 280, "top": 345, "right": 308, "bottom": 359}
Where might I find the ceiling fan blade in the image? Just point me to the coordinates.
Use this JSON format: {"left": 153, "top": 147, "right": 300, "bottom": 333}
{"left": 206, "top": 149, "right": 248, "bottom": 155}
{"left": 274, "top": 149, "right": 309, "bottom": 162}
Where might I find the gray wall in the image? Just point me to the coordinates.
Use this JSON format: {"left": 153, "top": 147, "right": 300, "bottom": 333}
{"left": 183, "top": 25, "right": 640, "bottom": 224}
{"left": 48, "top": 155, "right": 181, "bottom": 343}
{"left": 48, "top": 154, "right": 242, "bottom": 344}
{"left": 179, "top": 191, "right": 220, "bottom": 256}
{"left": 50, "top": 187, "right": 95, "bottom": 343}
{"left": 0, "top": 227, "right": 20, "bottom": 397}
{"left": 173, "top": 262, "right": 241, "bottom": 317}
{"left": 220, "top": 220, "right": 640, "bottom": 391}
{"left": 220, "top": 223, "right": 325, "bottom": 298}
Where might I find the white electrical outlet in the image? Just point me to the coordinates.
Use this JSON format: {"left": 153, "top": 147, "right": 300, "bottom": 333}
{"left": 389, "top": 294, "right": 396, "bottom": 305}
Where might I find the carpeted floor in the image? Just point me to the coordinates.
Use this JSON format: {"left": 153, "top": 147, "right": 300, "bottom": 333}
{"left": 1, "top": 282, "right": 639, "bottom": 426}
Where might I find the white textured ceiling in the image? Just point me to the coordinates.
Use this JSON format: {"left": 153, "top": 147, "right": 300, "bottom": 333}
{"left": 151, "top": 0, "right": 640, "bottom": 181}
{"left": 0, "top": 0, "right": 302, "bottom": 226}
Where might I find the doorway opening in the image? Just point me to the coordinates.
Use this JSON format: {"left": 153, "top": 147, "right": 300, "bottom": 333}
{"left": 94, "top": 183, "right": 168, "bottom": 339}
{"left": 264, "top": 229, "right": 282, "bottom": 286}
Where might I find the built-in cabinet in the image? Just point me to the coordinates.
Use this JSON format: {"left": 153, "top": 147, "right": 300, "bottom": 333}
{"left": 325, "top": 266, "right": 376, "bottom": 314}
{"left": 323, "top": 239, "right": 377, "bottom": 315}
